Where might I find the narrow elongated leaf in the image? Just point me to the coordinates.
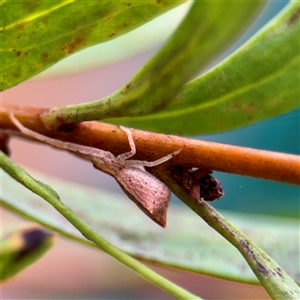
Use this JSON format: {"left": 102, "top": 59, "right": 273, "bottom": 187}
{"left": 1, "top": 0, "right": 184, "bottom": 91}
{"left": 40, "top": 1, "right": 265, "bottom": 129}
{"left": 0, "top": 152, "right": 199, "bottom": 299}
{"left": 99, "top": 1, "right": 266, "bottom": 116}
{"left": 1, "top": 225, "right": 57, "bottom": 282}
{"left": 2, "top": 168, "right": 299, "bottom": 284}
{"left": 107, "top": 1, "right": 300, "bottom": 135}
{"left": 35, "top": 3, "right": 193, "bottom": 79}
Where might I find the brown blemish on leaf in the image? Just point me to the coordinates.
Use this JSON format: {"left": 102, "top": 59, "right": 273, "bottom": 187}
{"left": 15, "top": 50, "right": 21, "bottom": 57}
{"left": 232, "top": 103, "right": 239, "bottom": 110}
{"left": 245, "top": 103, "right": 255, "bottom": 114}
{"left": 287, "top": 7, "right": 300, "bottom": 26}
{"left": 109, "top": 32, "right": 116, "bottom": 37}
{"left": 25, "top": 1, "right": 41, "bottom": 13}
{"left": 12, "top": 68, "right": 22, "bottom": 78}
{"left": 17, "top": 23, "right": 26, "bottom": 29}
{"left": 36, "top": 63, "right": 43, "bottom": 69}
{"left": 61, "top": 37, "right": 86, "bottom": 54}
{"left": 106, "top": 15, "right": 112, "bottom": 20}
{"left": 42, "top": 53, "right": 50, "bottom": 59}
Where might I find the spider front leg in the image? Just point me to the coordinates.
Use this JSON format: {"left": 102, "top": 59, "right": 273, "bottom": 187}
{"left": 117, "top": 126, "right": 181, "bottom": 169}
{"left": 133, "top": 149, "right": 182, "bottom": 168}
{"left": 117, "top": 126, "right": 137, "bottom": 161}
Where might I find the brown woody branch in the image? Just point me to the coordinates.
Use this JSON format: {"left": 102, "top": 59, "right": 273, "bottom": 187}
{"left": 1, "top": 104, "right": 299, "bottom": 185}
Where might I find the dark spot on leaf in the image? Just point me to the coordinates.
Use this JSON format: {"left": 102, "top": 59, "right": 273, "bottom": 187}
{"left": 61, "top": 37, "right": 86, "bottom": 54}
{"left": 276, "top": 267, "right": 283, "bottom": 278}
{"left": 126, "top": 2, "right": 131, "bottom": 6}
{"left": 42, "top": 53, "right": 50, "bottom": 59}
{"left": 25, "top": 2, "right": 41, "bottom": 13}
{"left": 256, "top": 261, "right": 268, "bottom": 276}
{"left": 233, "top": 102, "right": 242, "bottom": 109}
{"left": 16, "top": 50, "right": 21, "bottom": 57}
{"left": 109, "top": 32, "right": 116, "bottom": 37}
{"left": 14, "top": 228, "right": 50, "bottom": 262}
{"left": 245, "top": 103, "right": 255, "bottom": 114}
{"left": 287, "top": 7, "right": 300, "bottom": 26}
{"left": 240, "top": 240, "right": 268, "bottom": 276}
{"left": 18, "top": 23, "right": 26, "bottom": 29}
{"left": 12, "top": 68, "right": 22, "bottom": 78}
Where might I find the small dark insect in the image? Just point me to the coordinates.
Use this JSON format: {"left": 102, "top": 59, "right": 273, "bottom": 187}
{"left": 170, "top": 166, "right": 224, "bottom": 201}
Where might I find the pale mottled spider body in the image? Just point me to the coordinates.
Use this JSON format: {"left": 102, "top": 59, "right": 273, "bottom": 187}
{"left": 10, "top": 114, "right": 180, "bottom": 227}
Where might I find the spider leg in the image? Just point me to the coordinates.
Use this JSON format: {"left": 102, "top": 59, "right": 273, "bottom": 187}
{"left": 9, "top": 113, "right": 113, "bottom": 160}
{"left": 124, "top": 149, "right": 181, "bottom": 168}
{"left": 117, "top": 125, "right": 181, "bottom": 168}
{"left": 117, "top": 126, "right": 136, "bottom": 160}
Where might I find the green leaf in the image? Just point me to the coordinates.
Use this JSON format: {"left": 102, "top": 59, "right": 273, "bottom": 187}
{"left": 0, "top": 225, "right": 57, "bottom": 282}
{"left": 36, "top": 3, "right": 193, "bottom": 79}
{"left": 100, "top": 1, "right": 266, "bottom": 116}
{"left": 1, "top": 0, "right": 184, "bottom": 91}
{"left": 2, "top": 167, "right": 299, "bottom": 285}
{"left": 0, "top": 152, "right": 200, "bottom": 298}
{"left": 107, "top": 1, "right": 300, "bottom": 135}
{"left": 40, "top": 1, "right": 265, "bottom": 130}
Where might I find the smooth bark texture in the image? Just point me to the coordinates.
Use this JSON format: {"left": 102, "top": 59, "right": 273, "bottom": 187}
{"left": 1, "top": 105, "right": 299, "bottom": 185}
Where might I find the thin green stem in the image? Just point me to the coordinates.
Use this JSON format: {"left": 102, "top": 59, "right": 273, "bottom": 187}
{"left": 0, "top": 151, "right": 201, "bottom": 299}
{"left": 195, "top": 201, "right": 300, "bottom": 300}
{"left": 152, "top": 167, "right": 300, "bottom": 300}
